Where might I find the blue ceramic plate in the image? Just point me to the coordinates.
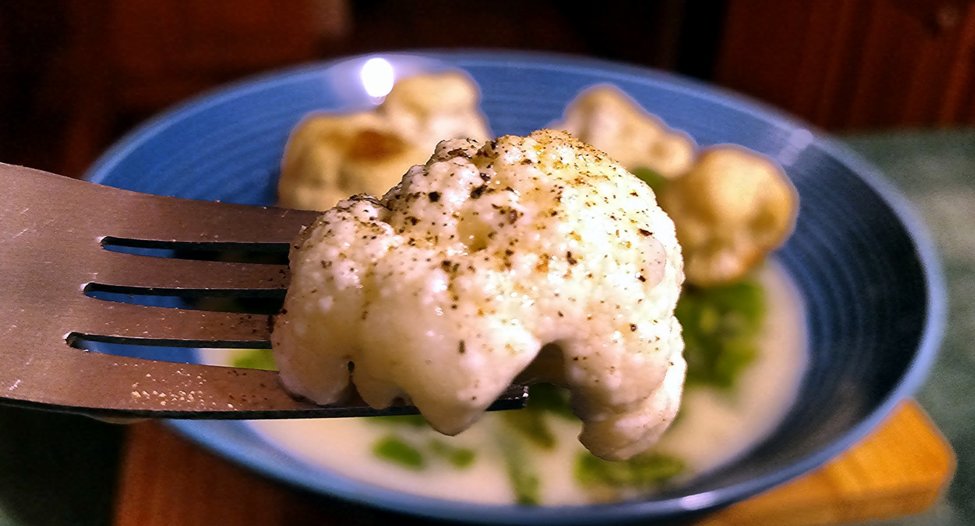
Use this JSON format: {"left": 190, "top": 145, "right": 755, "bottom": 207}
{"left": 86, "top": 51, "right": 945, "bottom": 524}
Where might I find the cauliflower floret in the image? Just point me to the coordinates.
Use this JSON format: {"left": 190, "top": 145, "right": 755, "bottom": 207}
{"left": 659, "top": 146, "right": 799, "bottom": 286}
{"left": 278, "top": 71, "right": 490, "bottom": 211}
{"left": 379, "top": 71, "right": 491, "bottom": 148}
{"left": 555, "top": 85, "right": 696, "bottom": 179}
{"left": 273, "top": 129, "right": 686, "bottom": 460}
{"left": 278, "top": 112, "right": 428, "bottom": 211}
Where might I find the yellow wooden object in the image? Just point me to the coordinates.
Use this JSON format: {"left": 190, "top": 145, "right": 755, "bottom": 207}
{"left": 700, "top": 401, "right": 956, "bottom": 525}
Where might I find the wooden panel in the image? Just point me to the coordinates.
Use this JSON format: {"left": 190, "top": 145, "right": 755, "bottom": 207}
{"left": 104, "top": 0, "right": 346, "bottom": 111}
{"left": 113, "top": 401, "right": 954, "bottom": 526}
{"left": 715, "top": 0, "right": 975, "bottom": 130}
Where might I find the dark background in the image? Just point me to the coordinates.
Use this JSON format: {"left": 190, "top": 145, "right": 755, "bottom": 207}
{"left": 2, "top": 0, "right": 974, "bottom": 178}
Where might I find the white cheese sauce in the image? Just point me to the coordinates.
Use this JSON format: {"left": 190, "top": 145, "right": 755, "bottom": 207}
{"left": 203, "top": 262, "right": 806, "bottom": 505}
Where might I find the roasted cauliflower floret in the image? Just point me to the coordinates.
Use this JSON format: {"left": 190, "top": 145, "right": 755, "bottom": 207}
{"left": 380, "top": 71, "right": 491, "bottom": 148}
{"left": 659, "top": 146, "right": 798, "bottom": 286}
{"left": 278, "top": 112, "right": 428, "bottom": 211}
{"left": 556, "top": 85, "right": 696, "bottom": 179}
{"left": 273, "top": 129, "right": 686, "bottom": 460}
{"left": 278, "top": 71, "right": 490, "bottom": 211}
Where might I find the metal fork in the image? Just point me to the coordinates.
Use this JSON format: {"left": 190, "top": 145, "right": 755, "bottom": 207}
{"left": 0, "top": 163, "right": 527, "bottom": 419}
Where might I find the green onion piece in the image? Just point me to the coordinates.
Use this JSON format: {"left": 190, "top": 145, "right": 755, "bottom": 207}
{"left": 501, "top": 383, "right": 576, "bottom": 449}
{"left": 631, "top": 166, "right": 668, "bottom": 192}
{"left": 428, "top": 439, "right": 477, "bottom": 469}
{"left": 575, "top": 451, "right": 685, "bottom": 489}
{"left": 231, "top": 349, "right": 277, "bottom": 371}
{"left": 677, "top": 278, "right": 765, "bottom": 390}
{"left": 496, "top": 433, "right": 541, "bottom": 505}
{"left": 501, "top": 409, "right": 556, "bottom": 450}
{"left": 525, "top": 383, "right": 574, "bottom": 419}
{"left": 372, "top": 435, "right": 425, "bottom": 470}
{"left": 506, "top": 450, "right": 541, "bottom": 505}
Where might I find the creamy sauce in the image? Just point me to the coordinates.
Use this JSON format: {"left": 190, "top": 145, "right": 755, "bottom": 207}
{"left": 202, "top": 262, "right": 806, "bottom": 505}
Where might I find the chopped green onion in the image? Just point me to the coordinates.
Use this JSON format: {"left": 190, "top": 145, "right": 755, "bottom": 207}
{"left": 575, "top": 451, "right": 685, "bottom": 489}
{"left": 525, "top": 383, "right": 574, "bottom": 419}
{"left": 372, "top": 435, "right": 425, "bottom": 470}
{"left": 494, "top": 429, "right": 542, "bottom": 505}
{"left": 631, "top": 166, "right": 668, "bottom": 192}
{"left": 428, "top": 439, "right": 477, "bottom": 468}
{"left": 500, "top": 384, "right": 574, "bottom": 450}
{"left": 501, "top": 409, "right": 556, "bottom": 450}
{"left": 678, "top": 277, "right": 765, "bottom": 390}
{"left": 503, "top": 445, "right": 541, "bottom": 505}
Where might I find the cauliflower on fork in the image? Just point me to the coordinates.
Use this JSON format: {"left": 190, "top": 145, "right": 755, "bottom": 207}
{"left": 273, "top": 129, "right": 686, "bottom": 460}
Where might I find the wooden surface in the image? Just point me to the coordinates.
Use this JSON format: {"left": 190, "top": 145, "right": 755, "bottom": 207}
{"left": 714, "top": 0, "right": 975, "bottom": 129}
{"left": 113, "top": 400, "right": 954, "bottom": 526}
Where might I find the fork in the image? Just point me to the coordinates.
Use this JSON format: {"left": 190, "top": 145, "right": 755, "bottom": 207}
{"left": 0, "top": 163, "right": 528, "bottom": 419}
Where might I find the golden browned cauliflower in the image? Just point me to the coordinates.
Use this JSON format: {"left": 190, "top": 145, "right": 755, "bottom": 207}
{"left": 658, "top": 146, "right": 799, "bottom": 286}
{"left": 555, "top": 85, "right": 696, "bottom": 179}
{"left": 278, "top": 71, "right": 490, "bottom": 211}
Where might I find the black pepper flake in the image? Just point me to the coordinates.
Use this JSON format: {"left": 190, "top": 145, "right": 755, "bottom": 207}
{"left": 566, "top": 251, "right": 578, "bottom": 265}
{"left": 630, "top": 323, "right": 637, "bottom": 332}
{"left": 441, "top": 259, "right": 460, "bottom": 273}
{"left": 428, "top": 191, "right": 441, "bottom": 202}
{"left": 470, "top": 185, "right": 487, "bottom": 199}
{"left": 637, "top": 274, "right": 647, "bottom": 282}
{"left": 638, "top": 228, "right": 652, "bottom": 236}
{"left": 458, "top": 340, "right": 466, "bottom": 354}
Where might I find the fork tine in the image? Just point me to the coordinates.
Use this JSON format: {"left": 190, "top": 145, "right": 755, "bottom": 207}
{"left": 71, "top": 299, "right": 273, "bottom": 348}
{"left": 3, "top": 163, "right": 320, "bottom": 247}
{"left": 102, "top": 188, "right": 321, "bottom": 247}
{"left": 1, "top": 348, "right": 529, "bottom": 418}
{"left": 0, "top": 165, "right": 533, "bottom": 418}
{"left": 88, "top": 251, "right": 290, "bottom": 297}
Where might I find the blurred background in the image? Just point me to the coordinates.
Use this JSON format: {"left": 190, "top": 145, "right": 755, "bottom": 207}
{"left": 2, "top": 0, "right": 974, "bottom": 177}
{"left": 1, "top": 1, "right": 974, "bottom": 525}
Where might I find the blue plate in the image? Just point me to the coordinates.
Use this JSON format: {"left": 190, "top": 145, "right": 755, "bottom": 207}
{"left": 86, "top": 51, "right": 946, "bottom": 524}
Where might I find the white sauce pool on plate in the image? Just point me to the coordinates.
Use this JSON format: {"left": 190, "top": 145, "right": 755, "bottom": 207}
{"left": 199, "top": 262, "right": 807, "bottom": 505}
